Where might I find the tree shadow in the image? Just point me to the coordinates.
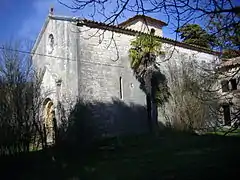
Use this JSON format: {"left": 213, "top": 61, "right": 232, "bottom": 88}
{"left": 1, "top": 99, "right": 240, "bottom": 180}
{"left": 58, "top": 98, "right": 150, "bottom": 146}
{"left": 0, "top": 98, "right": 151, "bottom": 179}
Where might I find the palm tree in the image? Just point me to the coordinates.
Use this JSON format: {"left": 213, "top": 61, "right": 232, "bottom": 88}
{"left": 129, "top": 31, "right": 170, "bottom": 134}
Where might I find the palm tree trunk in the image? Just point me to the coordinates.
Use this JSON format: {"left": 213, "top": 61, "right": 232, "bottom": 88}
{"left": 146, "top": 94, "right": 152, "bottom": 133}
{"left": 151, "top": 100, "right": 159, "bottom": 135}
{"left": 151, "top": 83, "right": 159, "bottom": 135}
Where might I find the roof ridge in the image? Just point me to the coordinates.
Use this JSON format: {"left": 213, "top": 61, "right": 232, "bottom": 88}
{"left": 118, "top": 14, "right": 167, "bottom": 27}
{"left": 47, "top": 15, "right": 219, "bottom": 55}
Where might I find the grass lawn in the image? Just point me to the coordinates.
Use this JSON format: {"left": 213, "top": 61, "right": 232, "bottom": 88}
{"left": 207, "top": 128, "right": 240, "bottom": 136}
{"left": 3, "top": 131, "right": 240, "bottom": 180}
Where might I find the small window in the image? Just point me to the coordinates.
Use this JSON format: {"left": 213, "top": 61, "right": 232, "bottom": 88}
{"left": 221, "top": 80, "right": 229, "bottom": 92}
{"left": 119, "top": 76, "right": 123, "bottom": 99}
{"left": 230, "top": 78, "right": 237, "bottom": 90}
{"left": 222, "top": 104, "right": 231, "bottom": 126}
{"left": 47, "top": 34, "right": 54, "bottom": 54}
{"left": 49, "top": 34, "right": 54, "bottom": 45}
{"left": 150, "top": 28, "right": 155, "bottom": 35}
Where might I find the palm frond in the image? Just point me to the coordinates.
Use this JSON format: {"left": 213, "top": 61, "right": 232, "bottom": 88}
{"left": 128, "top": 33, "right": 170, "bottom": 106}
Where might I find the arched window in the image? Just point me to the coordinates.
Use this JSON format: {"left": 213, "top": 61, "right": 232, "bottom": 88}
{"left": 47, "top": 34, "right": 54, "bottom": 54}
{"left": 43, "top": 98, "right": 55, "bottom": 143}
{"left": 150, "top": 28, "right": 155, "bottom": 35}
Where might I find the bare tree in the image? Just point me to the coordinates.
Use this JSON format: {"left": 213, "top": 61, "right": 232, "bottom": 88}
{"left": 0, "top": 42, "right": 50, "bottom": 155}
{"left": 159, "top": 56, "right": 221, "bottom": 132}
{"left": 59, "top": 0, "right": 239, "bottom": 49}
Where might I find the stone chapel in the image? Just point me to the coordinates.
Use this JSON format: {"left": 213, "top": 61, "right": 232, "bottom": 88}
{"left": 32, "top": 8, "right": 218, "bottom": 140}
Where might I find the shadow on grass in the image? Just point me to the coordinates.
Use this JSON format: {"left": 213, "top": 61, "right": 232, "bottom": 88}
{"left": 1, "top": 99, "right": 240, "bottom": 180}
{"left": 2, "top": 134, "right": 240, "bottom": 180}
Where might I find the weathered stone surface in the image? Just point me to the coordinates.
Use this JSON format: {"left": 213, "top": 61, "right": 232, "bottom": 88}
{"left": 32, "top": 15, "right": 218, "bottom": 136}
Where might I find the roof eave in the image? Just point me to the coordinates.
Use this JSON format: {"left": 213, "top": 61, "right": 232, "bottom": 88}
{"left": 77, "top": 20, "right": 218, "bottom": 55}
{"left": 32, "top": 14, "right": 219, "bottom": 56}
{"left": 31, "top": 15, "right": 80, "bottom": 56}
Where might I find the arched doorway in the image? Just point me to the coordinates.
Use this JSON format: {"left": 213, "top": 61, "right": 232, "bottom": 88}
{"left": 43, "top": 98, "right": 56, "bottom": 144}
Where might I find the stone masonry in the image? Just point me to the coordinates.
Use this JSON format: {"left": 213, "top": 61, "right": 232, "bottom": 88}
{"left": 32, "top": 12, "right": 218, "bottom": 137}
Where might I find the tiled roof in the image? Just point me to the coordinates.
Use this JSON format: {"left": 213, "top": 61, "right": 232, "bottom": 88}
{"left": 32, "top": 14, "right": 220, "bottom": 55}
{"left": 71, "top": 16, "right": 219, "bottom": 55}
{"left": 219, "top": 56, "right": 240, "bottom": 69}
{"left": 118, "top": 15, "right": 167, "bottom": 27}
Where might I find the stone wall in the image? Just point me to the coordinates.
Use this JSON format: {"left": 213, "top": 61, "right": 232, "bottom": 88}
{"left": 218, "top": 65, "right": 240, "bottom": 127}
{"left": 32, "top": 18, "right": 79, "bottom": 106}
{"left": 123, "top": 18, "right": 163, "bottom": 37}
{"left": 77, "top": 25, "right": 146, "bottom": 104}
{"left": 156, "top": 43, "right": 218, "bottom": 126}
{"left": 76, "top": 25, "right": 149, "bottom": 136}
{"left": 33, "top": 16, "right": 219, "bottom": 136}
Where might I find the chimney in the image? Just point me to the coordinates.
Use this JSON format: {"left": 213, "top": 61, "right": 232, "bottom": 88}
{"left": 49, "top": 7, "right": 54, "bottom": 16}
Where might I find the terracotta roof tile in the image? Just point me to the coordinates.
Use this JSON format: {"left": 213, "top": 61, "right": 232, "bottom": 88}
{"left": 37, "top": 15, "right": 219, "bottom": 56}
{"left": 78, "top": 17, "right": 218, "bottom": 55}
{"left": 219, "top": 56, "right": 240, "bottom": 69}
{"left": 118, "top": 15, "right": 167, "bottom": 27}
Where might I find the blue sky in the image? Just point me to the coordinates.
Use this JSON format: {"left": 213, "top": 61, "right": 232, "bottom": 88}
{"left": 0, "top": 0, "right": 239, "bottom": 46}
{"left": 0, "top": 0, "right": 76, "bottom": 44}
{"left": 0, "top": 0, "right": 176, "bottom": 45}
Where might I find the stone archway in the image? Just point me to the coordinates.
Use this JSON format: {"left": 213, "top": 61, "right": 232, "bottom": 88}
{"left": 43, "top": 98, "right": 55, "bottom": 144}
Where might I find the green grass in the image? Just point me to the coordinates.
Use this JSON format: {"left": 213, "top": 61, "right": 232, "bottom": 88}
{"left": 74, "top": 133, "right": 240, "bottom": 180}
{"left": 207, "top": 128, "right": 240, "bottom": 136}
{"left": 3, "top": 132, "right": 240, "bottom": 180}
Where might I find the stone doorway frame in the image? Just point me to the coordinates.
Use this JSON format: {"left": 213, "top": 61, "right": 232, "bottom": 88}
{"left": 42, "top": 98, "right": 56, "bottom": 145}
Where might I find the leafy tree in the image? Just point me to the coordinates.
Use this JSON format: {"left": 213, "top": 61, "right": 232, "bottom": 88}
{"left": 208, "top": 12, "right": 240, "bottom": 58}
{"left": 129, "top": 32, "right": 170, "bottom": 133}
{"left": 177, "top": 24, "right": 216, "bottom": 49}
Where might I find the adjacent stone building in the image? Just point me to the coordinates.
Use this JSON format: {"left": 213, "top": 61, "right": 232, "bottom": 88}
{"left": 218, "top": 56, "right": 240, "bottom": 127}
{"left": 32, "top": 9, "right": 218, "bottom": 139}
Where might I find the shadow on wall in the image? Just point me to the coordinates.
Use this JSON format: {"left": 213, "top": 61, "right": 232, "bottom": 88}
{"left": 58, "top": 98, "right": 149, "bottom": 146}
{"left": 1, "top": 99, "right": 149, "bottom": 179}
